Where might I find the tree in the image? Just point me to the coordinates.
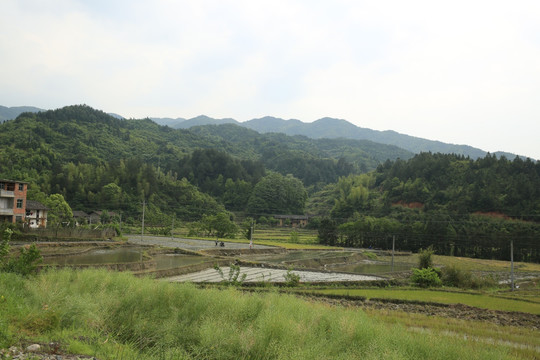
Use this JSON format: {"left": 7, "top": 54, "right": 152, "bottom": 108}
{"left": 203, "top": 211, "right": 238, "bottom": 238}
{"left": 318, "top": 218, "right": 338, "bottom": 246}
{"left": 45, "top": 193, "right": 73, "bottom": 228}
{"left": 246, "top": 172, "right": 307, "bottom": 215}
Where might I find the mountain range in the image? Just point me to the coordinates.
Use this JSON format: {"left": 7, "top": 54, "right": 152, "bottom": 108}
{"left": 0, "top": 105, "right": 524, "bottom": 159}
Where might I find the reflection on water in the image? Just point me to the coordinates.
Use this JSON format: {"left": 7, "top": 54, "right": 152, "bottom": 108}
{"left": 329, "top": 262, "right": 412, "bottom": 274}
{"left": 153, "top": 254, "right": 207, "bottom": 270}
{"left": 43, "top": 248, "right": 142, "bottom": 265}
{"left": 42, "top": 248, "right": 207, "bottom": 270}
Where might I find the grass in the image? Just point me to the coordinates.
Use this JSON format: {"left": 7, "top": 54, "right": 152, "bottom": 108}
{"left": 375, "top": 253, "right": 540, "bottom": 273}
{"left": 0, "top": 268, "right": 521, "bottom": 359}
{"left": 296, "top": 287, "right": 540, "bottom": 314}
{"left": 366, "top": 309, "right": 540, "bottom": 359}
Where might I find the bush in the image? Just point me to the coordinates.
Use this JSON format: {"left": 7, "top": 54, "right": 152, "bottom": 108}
{"left": 418, "top": 246, "right": 435, "bottom": 269}
{"left": 214, "top": 264, "right": 246, "bottom": 286}
{"left": 442, "top": 265, "right": 498, "bottom": 289}
{"left": 284, "top": 268, "right": 301, "bottom": 287}
{"left": 442, "top": 265, "right": 471, "bottom": 288}
{"left": 411, "top": 267, "right": 442, "bottom": 288}
{"left": 0, "top": 229, "right": 42, "bottom": 276}
{"left": 289, "top": 231, "right": 299, "bottom": 243}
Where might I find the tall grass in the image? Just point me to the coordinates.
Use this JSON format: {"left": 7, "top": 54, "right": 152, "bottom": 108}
{"left": 0, "top": 269, "right": 514, "bottom": 359}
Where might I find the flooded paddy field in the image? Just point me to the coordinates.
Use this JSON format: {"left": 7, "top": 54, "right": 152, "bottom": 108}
{"left": 235, "top": 249, "right": 413, "bottom": 275}
{"left": 31, "top": 236, "right": 415, "bottom": 282}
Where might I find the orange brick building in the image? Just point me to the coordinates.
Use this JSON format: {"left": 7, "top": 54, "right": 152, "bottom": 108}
{"left": 0, "top": 179, "right": 28, "bottom": 223}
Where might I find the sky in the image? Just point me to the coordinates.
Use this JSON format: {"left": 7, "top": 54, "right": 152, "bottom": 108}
{"left": 1, "top": 0, "right": 539, "bottom": 159}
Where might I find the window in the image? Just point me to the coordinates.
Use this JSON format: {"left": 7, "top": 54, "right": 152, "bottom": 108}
{"left": 18, "top": 183, "right": 24, "bottom": 191}
{"left": 15, "top": 216, "right": 22, "bottom": 222}
{"left": 16, "top": 199, "right": 23, "bottom": 208}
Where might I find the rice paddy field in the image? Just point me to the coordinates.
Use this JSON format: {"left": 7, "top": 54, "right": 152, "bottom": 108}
{"left": 3, "top": 226, "right": 540, "bottom": 359}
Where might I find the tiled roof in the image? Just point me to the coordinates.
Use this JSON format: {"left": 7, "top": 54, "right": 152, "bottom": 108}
{"left": 25, "top": 200, "right": 49, "bottom": 210}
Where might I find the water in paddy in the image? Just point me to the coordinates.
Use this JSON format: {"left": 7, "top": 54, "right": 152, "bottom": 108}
{"left": 329, "top": 262, "right": 412, "bottom": 274}
{"left": 42, "top": 248, "right": 207, "bottom": 270}
{"left": 154, "top": 253, "right": 208, "bottom": 270}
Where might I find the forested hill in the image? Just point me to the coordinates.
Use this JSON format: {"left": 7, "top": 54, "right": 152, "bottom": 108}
{"left": 0, "top": 105, "right": 410, "bottom": 218}
{"left": 153, "top": 114, "right": 522, "bottom": 159}
{"left": 188, "top": 124, "right": 413, "bottom": 176}
{"left": 310, "top": 152, "right": 540, "bottom": 262}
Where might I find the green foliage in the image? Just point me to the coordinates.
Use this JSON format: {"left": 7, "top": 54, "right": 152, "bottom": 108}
{"left": 289, "top": 230, "right": 300, "bottom": 243}
{"left": 0, "top": 228, "right": 13, "bottom": 263}
{"left": 410, "top": 267, "right": 442, "bottom": 288}
{"left": 283, "top": 268, "right": 301, "bottom": 287}
{"left": 418, "top": 246, "right": 435, "bottom": 269}
{"left": 246, "top": 172, "right": 307, "bottom": 215}
{"left": 442, "top": 265, "right": 498, "bottom": 289}
{"left": 317, "top": 218, "right": 338, "bottom": 246}
{"left": 202, "top": 211, "right": 238, "bottom": 238}
{"left": 241, "top": 217, "right": 254, "bottom": 240}
{"left": 214, "top": 264, "right": 247, "bottom": 286}
{"left": 363, "top": 251, "right": 377, "bottom": 260}
{"left": 0, "top": 229, "right": 42, "bottom": 276}
{"left": 44, "top": 193, "right": 73, "bottom": 228}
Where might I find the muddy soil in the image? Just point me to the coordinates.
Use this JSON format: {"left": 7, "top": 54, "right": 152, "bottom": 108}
{"left": 305, "top": 295, "right": 540, "bottom": 330}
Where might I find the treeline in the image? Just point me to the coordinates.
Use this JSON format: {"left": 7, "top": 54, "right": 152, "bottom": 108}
{"left": 376, "top": 152, "right": 540, "bottom": 220}
{"left": 319, "top": 211, "right": 540, "bottom": 262}
{"left": 314, "top": 153, "right": 540, "bottom": 262}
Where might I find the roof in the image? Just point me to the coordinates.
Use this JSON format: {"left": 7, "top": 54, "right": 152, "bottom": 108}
{"left": 72, "top": 210, "right": 89, "bottom": 217}
{"left": 273, "top": 215, "right": 310, "bottom": 220}
{"left": 0, "top": 179, "right": 29, "bottom": 184}
{"left": 25, "top": 200, "right": 49, "bottom": 210}
{"left": 89, "top": 211, "right": 118, "bottom": 217}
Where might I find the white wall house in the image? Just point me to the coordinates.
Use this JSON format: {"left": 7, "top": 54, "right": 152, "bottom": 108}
{"left": 25, "top": 200, "right": 49, "bottom": 228}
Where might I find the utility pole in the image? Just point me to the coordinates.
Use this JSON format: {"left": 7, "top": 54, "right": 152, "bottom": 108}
{"left": 391, "top": 235, "right": 395, "bottom": 272}
{"left": 249, "top": 220, "right": 254, "bottom": 249}
{"left": 141, "top": 200, "right": 146, "bottom": 242}
{"left": 511, "top": 240, "right": 514, "bottom": 292}
{"left": 171, "top": 215, "right": 175, "bottom": 241}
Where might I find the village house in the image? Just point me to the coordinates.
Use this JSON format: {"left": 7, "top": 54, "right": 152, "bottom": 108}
{"left": 72, "top": 210, "right": 90, "bottom": 226}
{"left": 88, "top": 210, "right": 118, "bottom": 224}
{"left": 25, "top": 200, "right": 49, "bottom": 228}
{"left": 0, "top": 179, "right": 27, "bottom": 224}
{"left": 273, "top": 214, "right": 310, "bottom": 228}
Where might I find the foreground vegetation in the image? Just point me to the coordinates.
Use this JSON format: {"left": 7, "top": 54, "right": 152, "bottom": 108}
{"left": 0, "top": 269, "right": 522, "bottom": 360}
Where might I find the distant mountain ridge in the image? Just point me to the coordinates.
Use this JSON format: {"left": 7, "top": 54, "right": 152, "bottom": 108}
{"left": 0, "top": 105, "right": 43, "bottom": 122}
{"left": 151, "top": 115, "right": 237, "bottom": 129}
{"left": 2, "top": 105, "right": 525, "bottom": 159}
{"left": 152, "top": 114, "right": 523, "bottom": 159}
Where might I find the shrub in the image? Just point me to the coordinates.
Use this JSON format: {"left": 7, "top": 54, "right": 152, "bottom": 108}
{"left": 284, "top": 268, "right": 301, "bottom": 287}
{"left": 411, "top": 267, "right": 442, "bottom": 288}
{"left": 214, "top": 264, "right": 246, "bottom": 286}
{"left": 289, "top": 231, "right": 299, "bottom": 243}
{"left": 443, "top": 265, "right": 498, "bottom": 289}
{"left": 418, "top": 246, "right": 435, "bottom": 269}
{"left": 442, "top": 264, "right": 472, "bottom": 288}
{"left": 0, "top": 229, "right": 42, "bottom": 276}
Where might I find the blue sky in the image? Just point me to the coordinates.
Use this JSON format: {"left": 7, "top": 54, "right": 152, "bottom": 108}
{"left": 1, "top": 0, "right": 539, "bottom": 159}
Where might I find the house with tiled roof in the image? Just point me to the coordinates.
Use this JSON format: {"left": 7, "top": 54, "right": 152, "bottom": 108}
{"left": 25, "top": 200, "right": 49, "bottom": 228}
